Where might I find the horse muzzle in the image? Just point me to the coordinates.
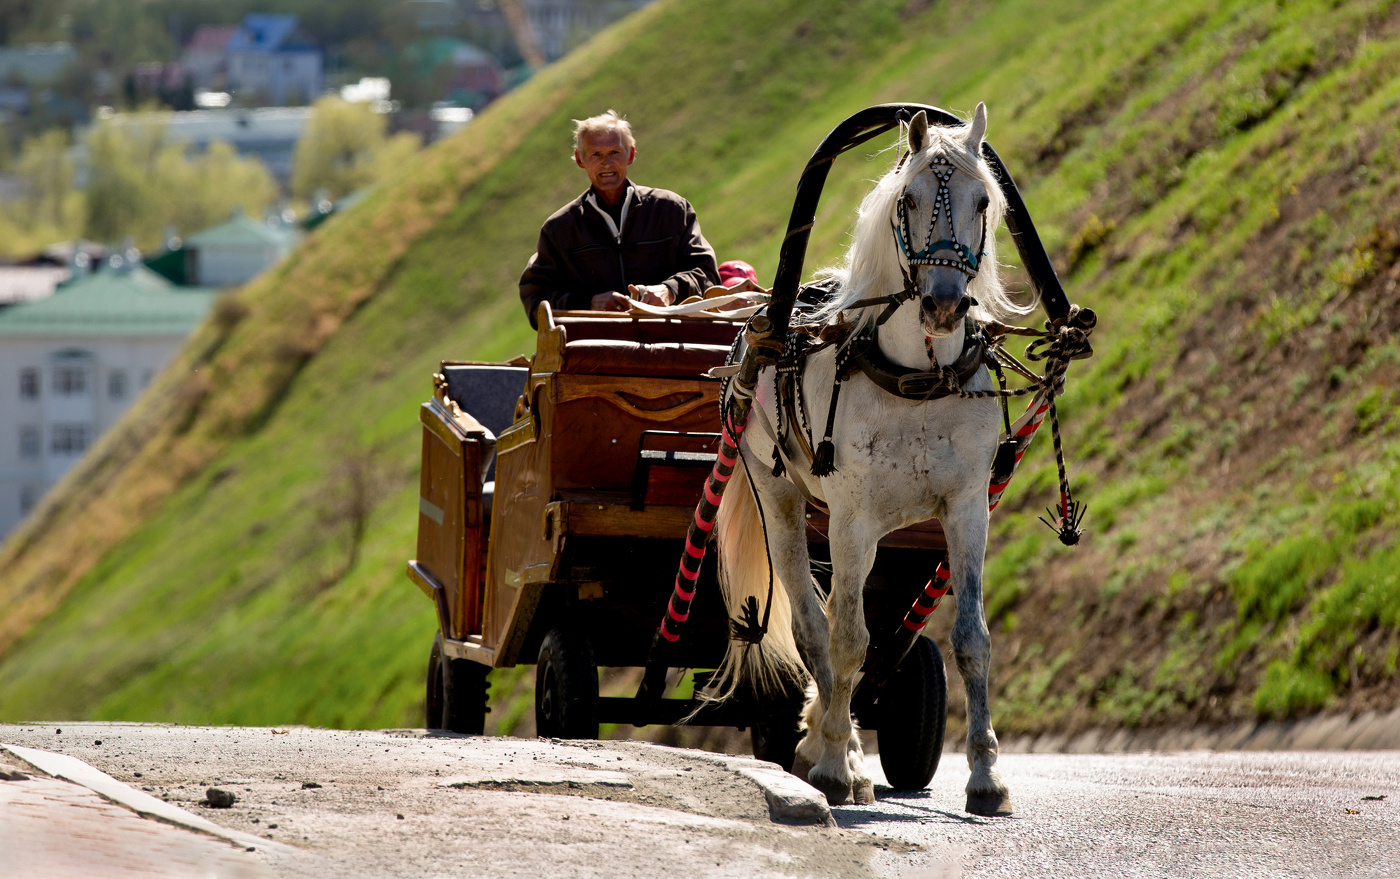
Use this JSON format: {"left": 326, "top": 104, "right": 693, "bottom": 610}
{"left": 921, "top": 291, "right": 972, "bottom": 335}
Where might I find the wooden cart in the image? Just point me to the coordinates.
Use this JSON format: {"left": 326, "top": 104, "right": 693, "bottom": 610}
{"left": 407, "top": 301, "right": 950, "bottom": 780}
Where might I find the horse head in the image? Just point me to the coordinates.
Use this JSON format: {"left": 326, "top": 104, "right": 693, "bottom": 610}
{"left": 897, "top": 103, "right": 991, "bottom": 337}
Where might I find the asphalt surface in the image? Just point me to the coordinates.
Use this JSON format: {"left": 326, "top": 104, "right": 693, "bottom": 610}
{"left": 844, "top": 749, "right": 1400, "bottom": 879}
{"left": 4, "top": 722, "right": 1399, "bottom": 877}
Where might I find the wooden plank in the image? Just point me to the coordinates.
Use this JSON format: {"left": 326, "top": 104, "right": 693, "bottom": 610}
{"left": 562, "top": 501, "right": 694, "bottom": 539}
{"left": 442, "top": 635, "right": 496, "bottom": 666}
{"left": 556, "top": 497, "right": 945, "bottom": 549}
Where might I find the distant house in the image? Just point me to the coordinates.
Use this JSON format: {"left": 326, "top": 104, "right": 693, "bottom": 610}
{"left": 183, "top": 211, "right": 298, "bottom": 287}
{"left": 225, "top": 14, "right": 323, "bottom": 105}
{"left": 0, "top": 265, "right": 71, "bottom": 310}
{"left": 0, "top": 43, "right": 78, "bottom": 85}
{"left": 407, "top": 37, "right": 504, "bottom": 109}
{"left": 0, "top": 262, "right": 217, "bottom": 541}
{"left": 182, "top": 25, "right": 238, "bottom": 91}
{"left": 0, "top": 43, "right": 80, "bottom": 118}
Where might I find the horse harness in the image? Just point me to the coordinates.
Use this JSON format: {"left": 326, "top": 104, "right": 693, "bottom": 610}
{"left": 740, "top": 289, "right": 1001, "bottom": 517}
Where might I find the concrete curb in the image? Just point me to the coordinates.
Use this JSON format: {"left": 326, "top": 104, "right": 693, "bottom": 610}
{"left": 2, "top": 742, "right": 292, "bottom": 854}
{"left": 692, "top": 751, "right": 834, "bottom": 826}
{"left": 996, "top": 706, "right": 1400, "bottom": 755}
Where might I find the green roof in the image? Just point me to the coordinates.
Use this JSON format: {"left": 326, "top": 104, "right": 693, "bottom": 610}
{"left": 185, "top": 214, "right": 296, "bottom": 249}
{"left": 0, "top": 264, "right": 217, "bottom": 337}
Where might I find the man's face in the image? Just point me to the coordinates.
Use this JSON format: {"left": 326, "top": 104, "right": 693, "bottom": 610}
{"left": 574, "top": 130, "right": 635, "bottom": 200}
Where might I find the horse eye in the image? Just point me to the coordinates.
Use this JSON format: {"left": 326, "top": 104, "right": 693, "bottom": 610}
{"left": 903, "top": 194, "right": 917, "bottom": 210}
{"left": 976, "top": 195, "right": 990, "bottom": 213}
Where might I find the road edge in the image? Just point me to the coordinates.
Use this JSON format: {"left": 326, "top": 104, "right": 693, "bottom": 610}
{"left": 2, "top": 742, "right": 292, "bottom": 853}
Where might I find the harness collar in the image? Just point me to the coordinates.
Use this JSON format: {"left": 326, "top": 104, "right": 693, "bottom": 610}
{"left": 848, "top": 319, "right": 988, "bottom": 400}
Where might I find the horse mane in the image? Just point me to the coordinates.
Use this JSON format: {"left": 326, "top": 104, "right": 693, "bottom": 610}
{"left": 811, "top": 118, "right": 1035, "bottom": 327}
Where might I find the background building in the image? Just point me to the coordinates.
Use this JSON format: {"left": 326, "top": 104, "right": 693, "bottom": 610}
{"left": 0, "top": 262, "right": 216, "bottom": 541}
{"left": 225, "top": 14, "right": 323, "bottom": 106}
{"left": 183, "top": 211, "right": 298, "bottom": 287}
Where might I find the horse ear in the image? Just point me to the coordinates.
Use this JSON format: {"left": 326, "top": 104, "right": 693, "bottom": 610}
{"left": 968, "top": 102, "right": 988, "bottom": 149}
{"left": 907, "top": 110, "right": 929, "bottom": 155}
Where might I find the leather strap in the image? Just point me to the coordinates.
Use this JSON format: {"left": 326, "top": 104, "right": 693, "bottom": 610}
{"left": 850, "top": 324, "right": 988, "bottom": 400}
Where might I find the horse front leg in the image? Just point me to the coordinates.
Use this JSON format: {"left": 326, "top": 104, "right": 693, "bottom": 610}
{"left": 805, "top": 515, "right": 878, "bottom": 806}
{"left": 944, "top": 491, "right": 1013, "bottom": 816}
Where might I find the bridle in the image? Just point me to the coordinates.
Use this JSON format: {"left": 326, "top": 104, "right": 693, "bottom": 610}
{"left": 894, "top": 158, "right": 987, "bottom": 278}
{"left": 850, "top": 157, "right": 990, "bottom": 325}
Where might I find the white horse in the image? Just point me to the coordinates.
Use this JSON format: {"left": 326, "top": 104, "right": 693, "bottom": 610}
{"left": 712, "top": 104, "right": 1027, "bottom": 814}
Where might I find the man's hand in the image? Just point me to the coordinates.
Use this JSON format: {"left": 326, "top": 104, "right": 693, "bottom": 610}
{"left": 591, "top": 291, "right": 630, "bottom": 312}
{"left": 627, "top": 283, "right": 675, "bottom": 307}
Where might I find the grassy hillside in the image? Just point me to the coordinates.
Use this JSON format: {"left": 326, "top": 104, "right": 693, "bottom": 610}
{"left": 2, "top": 0, "right": 1398, "bottom": 741}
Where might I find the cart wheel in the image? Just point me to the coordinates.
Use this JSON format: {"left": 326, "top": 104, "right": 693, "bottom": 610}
{"left": 426, "top": 633, "right": 489, "bottom": 735}
{"left": 875, "top": 635, "right": 947, "bottom": 790}
{"left": 535, "top": 628, "right": 598, "bottom": 739}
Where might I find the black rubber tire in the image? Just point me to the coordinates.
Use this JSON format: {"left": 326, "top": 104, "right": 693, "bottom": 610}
{"left": 534, "top": 628, "right": 598, "bottom": 739}
{"left": 875, "top": 635, "right": 947, "bottom": 790}
{"left": 426, "top": 633, "right": 489, "bottom": 735}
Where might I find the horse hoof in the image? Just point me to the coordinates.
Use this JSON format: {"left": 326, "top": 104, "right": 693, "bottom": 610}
{"left": 809, "top": 775, "right": 854, "bottom": 805}
{"left": 852, "top": 777, "right": 876, "bottom": 805}
{"left": 966, "top": 792, "right": 1013, "bottom": 817}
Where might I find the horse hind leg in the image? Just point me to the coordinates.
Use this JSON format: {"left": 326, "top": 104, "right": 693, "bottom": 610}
{"left": 793, "top": 684, "right": 873, "bottom": 805}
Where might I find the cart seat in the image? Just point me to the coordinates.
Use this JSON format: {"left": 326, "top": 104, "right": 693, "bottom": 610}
{"left": 559, "top": 340, "right": 732, "bottom": 377}
{"left": 441, "top": 364, "right": 527, "bottom": 435}
{"left": 441, "top": 364, "right": 528, "bottom": 484}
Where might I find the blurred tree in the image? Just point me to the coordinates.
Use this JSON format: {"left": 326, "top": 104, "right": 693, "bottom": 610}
{"left": 164, "top": 140, "right": 278, "bottom": 234}
{"left": 83, "top": 116, "right": 277, "bottom": 248}
{"left": 291, "top": 95, "right": 420, "bottom": 201}
{"left": 82, "top": 116, "right": 168, "bottom": 244}
{"left": 14, "top": 129, "right": 75, "bottom": 230}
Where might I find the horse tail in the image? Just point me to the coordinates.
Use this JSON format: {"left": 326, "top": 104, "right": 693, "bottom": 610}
{"left": 705, "top": 461, "right": 808, "bottom": 703}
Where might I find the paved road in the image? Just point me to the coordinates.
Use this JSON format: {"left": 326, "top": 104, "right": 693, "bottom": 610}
{"left": 0, "top": 723, "right": 881, "bottom": 878}
{"left": 5, "top": 723, "right": 1398, "bottom": 877}
{"left": 844, "top": 750, "right": 1399, "bottom": 878}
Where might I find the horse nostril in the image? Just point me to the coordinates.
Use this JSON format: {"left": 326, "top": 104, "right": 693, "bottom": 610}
{"left": 954, "top": 296, "right": 971, "bottom": 319}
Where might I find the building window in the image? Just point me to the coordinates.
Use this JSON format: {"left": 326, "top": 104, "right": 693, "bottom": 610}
{"left": 53, "top": 365, "right": 88, "bottom": 396}
{"left": 50, "top": 424, "right": 90, "bottom": 455}
{"left": 19, "top": 368, "right": 40, "bottom": 400}
{"left": 109, "top": 370, "right": 128, "bottom": 400}
{"left": 19, "top": 485, "right": 39, "bottom": 516}
{"left": 20, "top": 426, "right": 41, "bottom": 459}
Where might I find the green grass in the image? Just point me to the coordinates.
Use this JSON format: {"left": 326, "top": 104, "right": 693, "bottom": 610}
{"left": 3, "top": 0, "right": 1400, "bottom": 737}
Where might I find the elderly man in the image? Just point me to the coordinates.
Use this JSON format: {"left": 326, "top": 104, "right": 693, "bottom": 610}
{"left": 519, "top": 110, "right": 719, "bottom": 327}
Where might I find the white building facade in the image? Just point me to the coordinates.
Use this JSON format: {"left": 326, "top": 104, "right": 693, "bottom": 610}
{"left": 0, "top": 264, "right": 216, "bottom": 542}
{"left": 184, "top": 213, "right": 297, "bottom": 288}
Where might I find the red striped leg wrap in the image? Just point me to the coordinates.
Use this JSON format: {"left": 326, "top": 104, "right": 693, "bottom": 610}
{"left": 902, "top": 565, "right": 952, "bottom": 631}
{"left": 658, "top": 421, "right": 746, "bottom": 643}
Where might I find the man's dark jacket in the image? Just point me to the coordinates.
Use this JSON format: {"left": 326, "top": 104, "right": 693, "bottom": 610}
{"left": 519, "top": 183, "right": 719, "bottom": 327}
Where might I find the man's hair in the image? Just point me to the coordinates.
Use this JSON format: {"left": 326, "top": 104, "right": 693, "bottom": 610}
{"left": 572, "top": 109, "right": 635, "bottom": 151}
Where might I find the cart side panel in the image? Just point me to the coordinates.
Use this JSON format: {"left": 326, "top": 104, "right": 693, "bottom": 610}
{"left": 483, "top": 377, "right": 558, "bottom": 663}
{"left": 416, "top": 403, "right": 486, "bottom": 636}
